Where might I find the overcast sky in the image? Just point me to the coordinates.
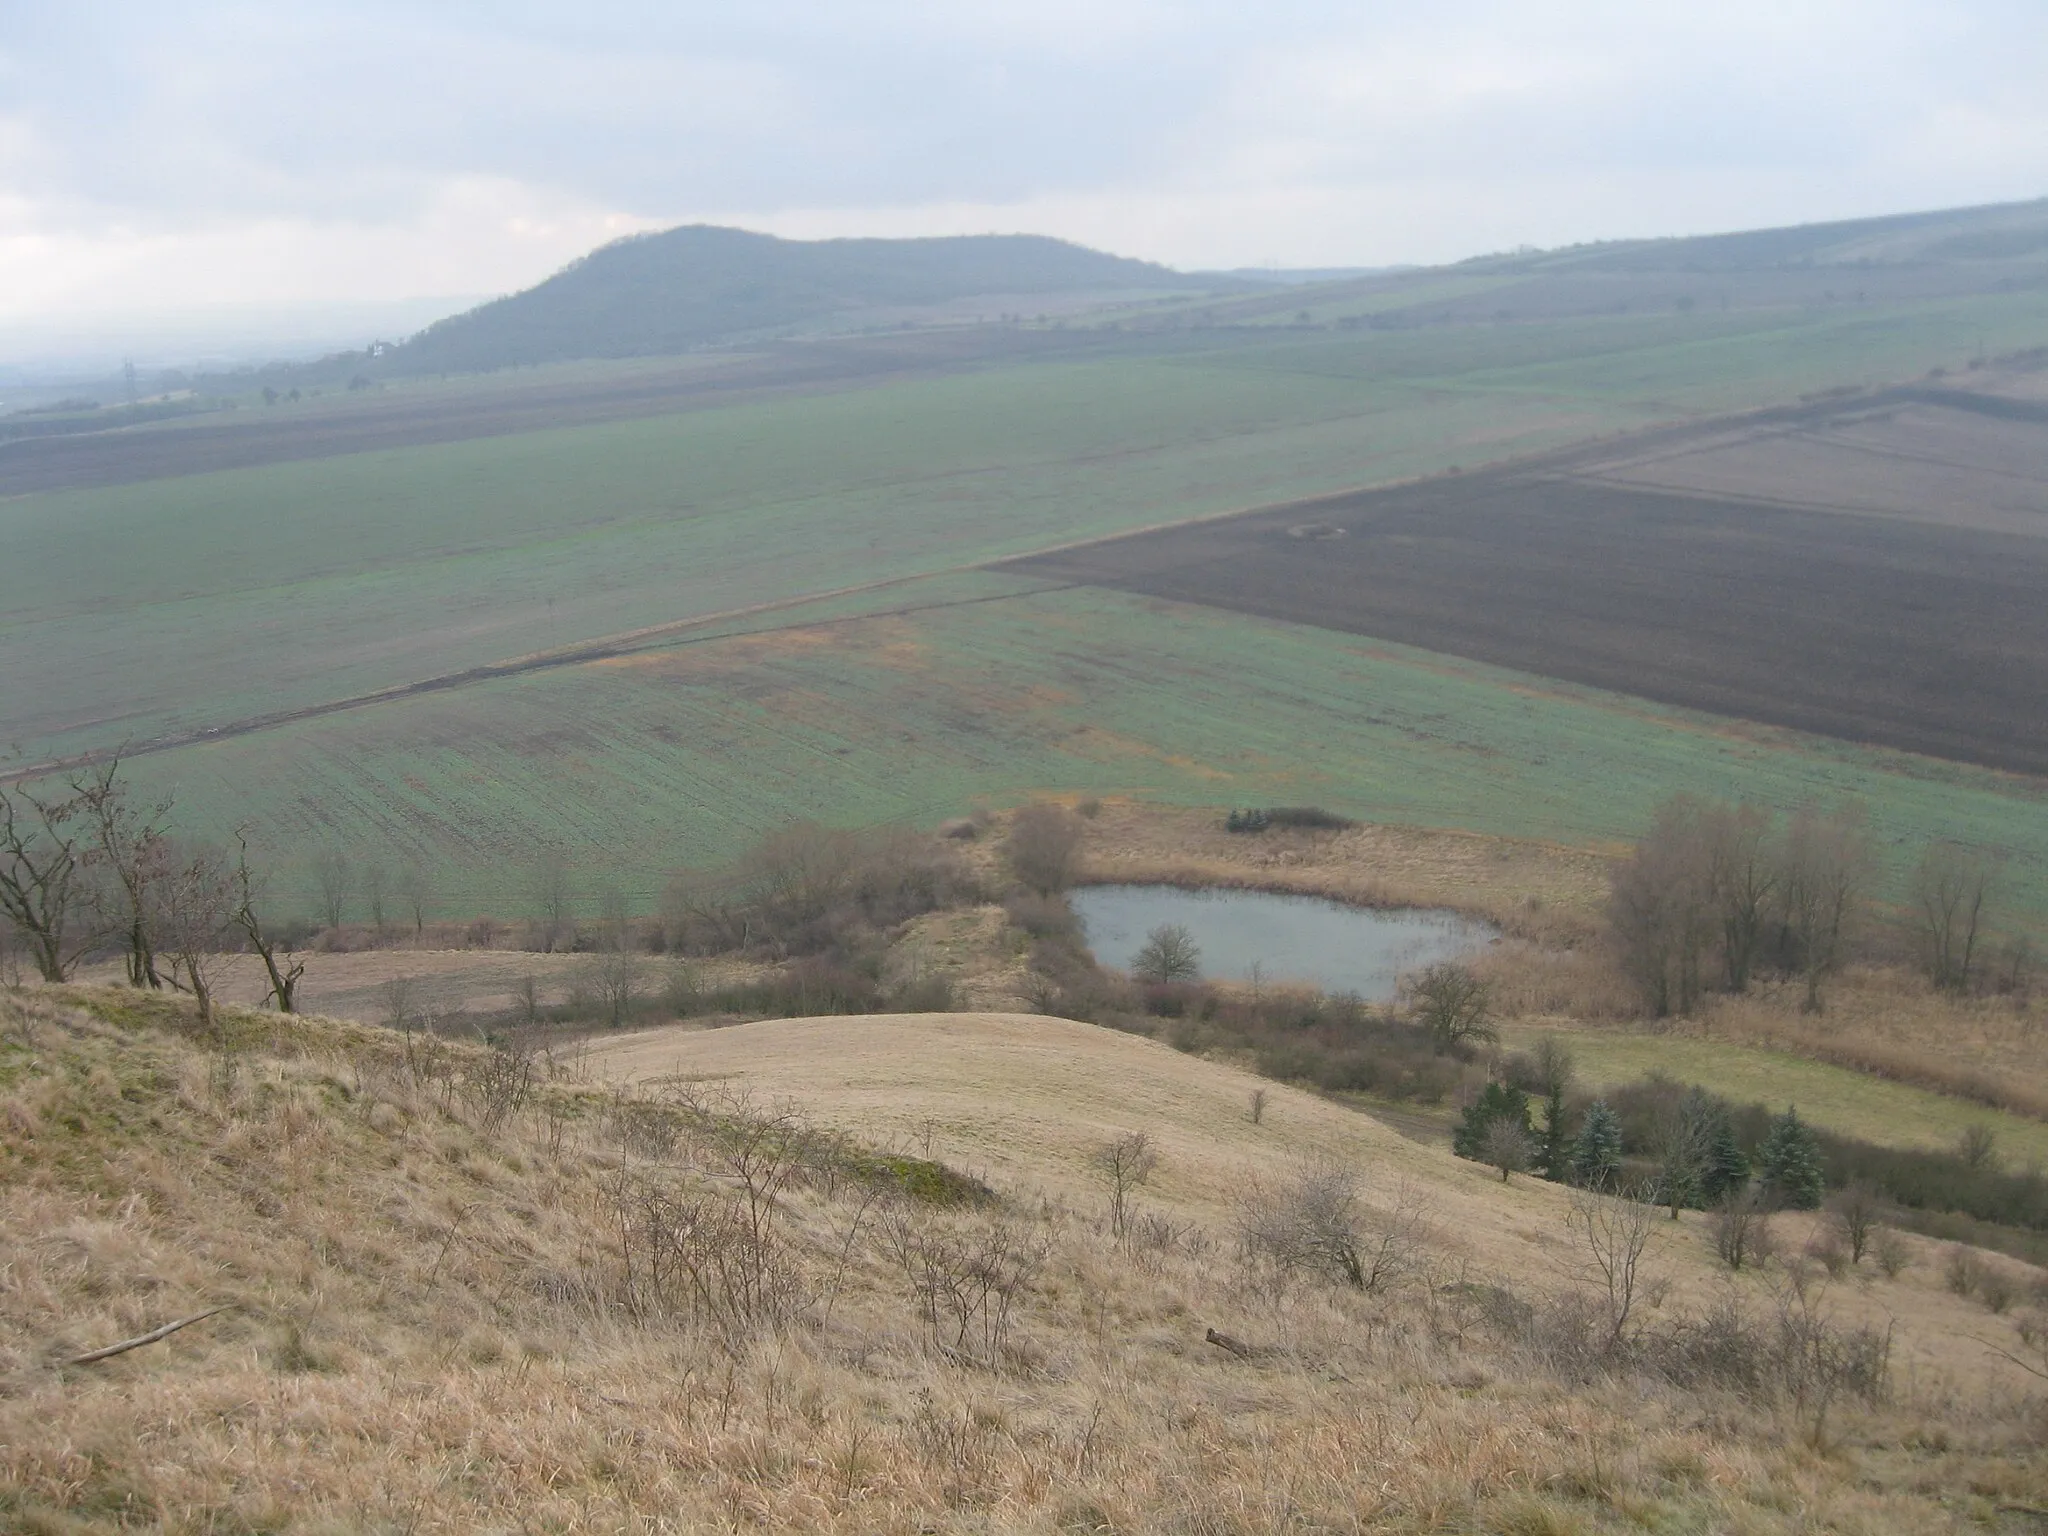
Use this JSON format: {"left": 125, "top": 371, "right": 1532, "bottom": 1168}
{"left": 4, "top": 1, "right": 2046, "bottom": 336}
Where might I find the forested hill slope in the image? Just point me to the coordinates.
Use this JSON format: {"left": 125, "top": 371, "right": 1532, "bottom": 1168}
{"left": 391, "top": 226, "right": 1214, "bottom": 371}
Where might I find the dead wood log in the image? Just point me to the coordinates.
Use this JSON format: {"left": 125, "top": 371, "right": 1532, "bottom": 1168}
{"left": 1204, "top": 1326, "right": 1262, "bottom": 1360}
{"left": 65, "top": 1305, "right": 232, "bottom": 1365}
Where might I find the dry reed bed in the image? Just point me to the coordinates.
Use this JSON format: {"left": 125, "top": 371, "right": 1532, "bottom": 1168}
{"left": 3, "top": 987, "right": 2044, "bottom": 1532}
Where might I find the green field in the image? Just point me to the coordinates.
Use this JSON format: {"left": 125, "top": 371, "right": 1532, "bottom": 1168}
{"left": 125, "top": 576, "right": 2048, "bottom": 923}
{"left": 10, "top": 291, "right": 2048, "bottom": 767}
{"left": 10, "top": 279, "right": 2048, "bottom": 926}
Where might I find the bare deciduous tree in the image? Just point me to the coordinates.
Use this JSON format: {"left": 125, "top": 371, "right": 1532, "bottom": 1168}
{"left": 363, "top": 863, "right": 389, "bottom": 937}
{"left": 1608, "top": 796, "right": 1716, "bottom": 1017}
{"left": 72, "top": 759, "right": 174, "bottom": 989}
{"left": 534, "top": 852, "right": 574, "bottom": 953}
{"left": 1405, "top": 961, "right": 1496, "bottom": 1054}
{"left": 1132, "top": 922, "right": 1200, "bottom": 983}
{"left": 1912, "top": 843, "right": 1995, "bottom": 993}
{"left": 587, "top": 887, "right": 642, "bottom": 1028}
{"left": 0, "top": 776, "right": 92, "bottom": 982}
{"left": 1006, "top": 803, "right": 1084, "bottom": 896}
{"left": 313, "top": 849, "right": 351, "bottom": 931}
{"left": 233, "top": 833, "right": 304, "bottom": 1013}
{"left": 400, "top": 863, "right": 431, "bottom": 941}
{"left": 1775, "top": 805, "right": 1873, "bottom": 1013}
{"left": 1703, "top": 801, "right": 1776, "bottom": 992}
{"left": 151, "top": 843, "right": 239, "bottom": 1037}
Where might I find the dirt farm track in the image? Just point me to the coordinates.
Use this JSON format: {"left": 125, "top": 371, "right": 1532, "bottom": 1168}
{"left": 1008, "top": 383, "right": 2048, "bottom": 775}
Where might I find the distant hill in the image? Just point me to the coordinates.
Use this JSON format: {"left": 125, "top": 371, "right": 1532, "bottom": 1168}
{"left": 389, "top": 226, "right": 1216, "bottom": 373}
{"left": 1468, "top": 195, "right": 2048, "bottom": 274}
{"left": 1159, "top": 197, "right": 2048, "bottom": 333}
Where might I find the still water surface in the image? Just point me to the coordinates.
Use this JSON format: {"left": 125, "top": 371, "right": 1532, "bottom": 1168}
{"left": 1069, "top": 884, "right": 1498, "bottom": 1001}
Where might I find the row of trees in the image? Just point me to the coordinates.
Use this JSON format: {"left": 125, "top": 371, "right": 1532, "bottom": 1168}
{"left": 0, "top": 764, "right": 301, "bottom": 1027}
{"left": 1608, "top": 794, "right": 2011, "bottom": 1015}
{"left": 1453, "top": 1046, "right": 1826, "bottom": 1214}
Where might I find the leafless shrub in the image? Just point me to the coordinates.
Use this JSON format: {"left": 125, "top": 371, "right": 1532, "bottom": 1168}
{"left": 584, "top": 943, "right": 642, "bottom": 1029}
{"left": 1479, "top": 1118, "right": 1534, "bottom": 1181}
{"left": 885, "top": 1210, "right": 1049, "bottom": 1368}
{"left": 1826, "top": 1181, "right": 1881, "bottom": 1266}
{"left": 1945, "top": 1243, "right": 1984, "bottom": 1298}
{"left": 1957, "top": 1124, "right": 1999, "bottom": 1170}
{"left": 604, "top": 1171, "right": 812, "bottom": 1347}
{"left": 465, "top": 1043, "right": 536, "bottom": 1135}
{"left": 1006, "top": 803, "right": 1084, "bottom": 896}
{"left": 1771, "top": 1267, "right": 1892, "bottom": 1445}
{"left": 1093, "top": 1130, "right": 1157, "bottom": 1239}
{"left": 598, "top": 1083, "right": 825, "bottom": 1346}
{"left": 1238, "top": 1163, "right": 1428, "bottom": 1294}
{"left": 380, "top": 975, "right": 418, "bottom": 1034}
{"left": 1805, "top": 1228, "right": 1848, "bottom": 1279}
{"left": 1248, "top": 1087, "right": 1267, "bottom": 1126}
{"left": 1976, "top": 1264, "right": 2020, "bottom": 1315}
{"left": 1713, "top": 1190, "right": 1773, "bottom": 1271}
{"left": 1564, "top": 1183, "right": 1658, "bottom": 1356}
{"left": 1872, "top": 1227, "right": 1912, "bottom": 1280}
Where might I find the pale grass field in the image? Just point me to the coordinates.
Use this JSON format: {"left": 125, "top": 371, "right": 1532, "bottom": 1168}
{"left": 584, "top": 1011, "right": 2040, "bottom": 1388}
{"left": 7, "top": 986, "right": 2047, "bottom": 1532}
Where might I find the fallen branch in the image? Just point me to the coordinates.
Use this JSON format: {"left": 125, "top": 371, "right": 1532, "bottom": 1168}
{"left": 66, "top": 1306, "right": 232, "bottom": 1365}
{"left": 1204, "top": 1326, "right": 1265, "bottom": 1361}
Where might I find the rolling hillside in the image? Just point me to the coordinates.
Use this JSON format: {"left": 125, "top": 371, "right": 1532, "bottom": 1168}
{"left": 6, "top": 987, "right": 2040, "bottom": 1531}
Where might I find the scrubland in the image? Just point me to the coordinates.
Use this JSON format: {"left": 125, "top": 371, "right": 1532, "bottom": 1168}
{"left": 6, "top": 984, "right": 2048, "bottom": 1534}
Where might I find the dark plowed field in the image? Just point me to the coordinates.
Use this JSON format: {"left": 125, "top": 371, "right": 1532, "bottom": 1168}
{"left": 1003, "top": 469, "right": 2048, "bottom": 775}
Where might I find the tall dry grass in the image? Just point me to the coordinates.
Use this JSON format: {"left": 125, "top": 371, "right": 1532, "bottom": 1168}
{"left": 3, "top": 985, "right": 2043, "bottom": 1532}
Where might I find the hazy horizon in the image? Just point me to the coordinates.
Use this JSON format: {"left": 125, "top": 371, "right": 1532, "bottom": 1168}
{"left": 6, "top": 1, "right": 2045, "bottom": 349}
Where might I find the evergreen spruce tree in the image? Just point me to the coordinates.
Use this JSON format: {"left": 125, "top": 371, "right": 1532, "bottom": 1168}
{"left": 1571, "top": 1099, "right": 1624, "bottom": 1188}
{"left": 1453, "top": 1082, "right": 1532, "bottom": 1164}
{"left": 1697, "top": 1109, "right": 1750, "bottom": 1205}
{"left": 1756, "top": 1106, "right": 1825, "bottom": 1209}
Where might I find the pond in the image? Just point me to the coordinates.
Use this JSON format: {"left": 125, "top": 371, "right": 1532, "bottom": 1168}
{"left": 1068, "top": 884, "right": 1498, "bottom": 1002}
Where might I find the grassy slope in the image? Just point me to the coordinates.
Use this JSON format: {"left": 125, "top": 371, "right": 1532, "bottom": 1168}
{"left": 10, "top": 291, "right": 2048, "bottom": 765}
{"left": 132, "top": 578, "right": 2048, "bottom": 922}
{"left": 6, "top": 987, "right": 2037, "bottom": 1533}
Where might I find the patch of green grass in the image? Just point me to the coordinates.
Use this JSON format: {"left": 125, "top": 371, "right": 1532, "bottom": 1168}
{"left": 1501, "top": 1025, "right": 2048, "bottom": 1165}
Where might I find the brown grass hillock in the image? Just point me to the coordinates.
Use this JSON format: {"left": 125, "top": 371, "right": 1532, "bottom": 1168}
{"left": 6, "top": 986, "right": 2046, "bottom": 1532}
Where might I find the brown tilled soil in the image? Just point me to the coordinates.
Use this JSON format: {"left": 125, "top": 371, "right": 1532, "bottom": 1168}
{"left": 1006, "top": 386, "right": 2048, "bottom": 774}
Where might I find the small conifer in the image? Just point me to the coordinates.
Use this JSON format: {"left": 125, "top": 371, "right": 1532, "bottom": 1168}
{"left": 1571, "top": 1099, "right": 1624, "bottom": 1188}
{"left": 1757, "top": 1106, "right": 1825, "bottom": 1209}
